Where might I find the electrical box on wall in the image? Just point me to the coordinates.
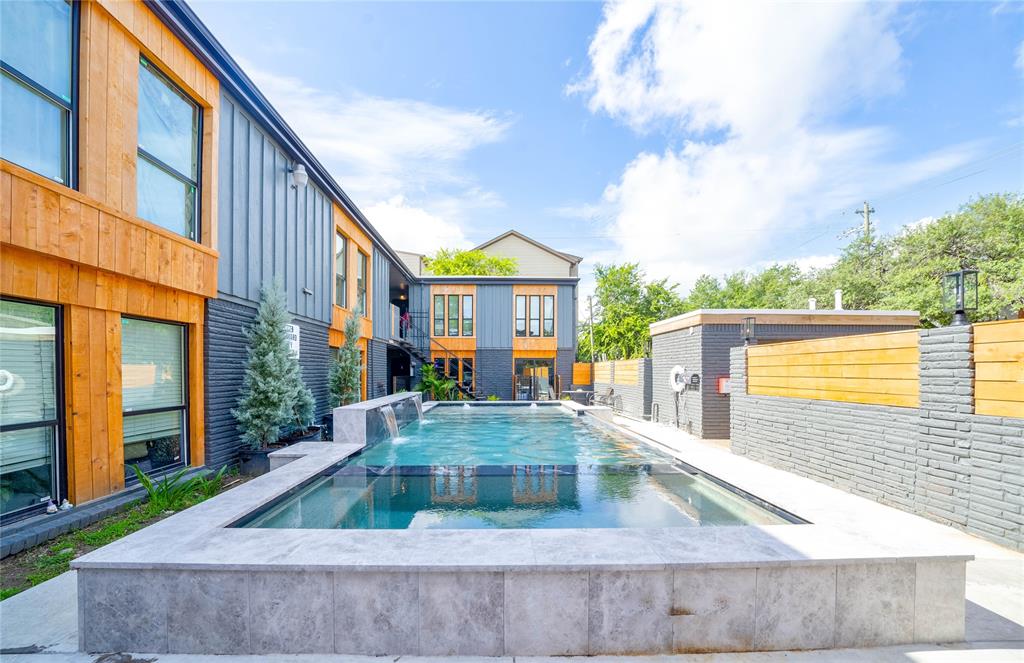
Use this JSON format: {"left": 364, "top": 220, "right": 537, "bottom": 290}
{"left": 717, "top": 376, "right": 731, "bottom": 393}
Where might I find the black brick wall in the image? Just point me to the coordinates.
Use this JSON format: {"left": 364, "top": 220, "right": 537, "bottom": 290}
{"left": 476, "top": 349, "right": 513, "bottom": 400}
{"left": 367, "top": 339, "right": 388, "bottom": 400}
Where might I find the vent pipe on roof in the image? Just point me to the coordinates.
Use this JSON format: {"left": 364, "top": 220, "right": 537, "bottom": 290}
{"left": 808, "top": 297, "right": 817, "bottom": 310}
{"left": 834, "top": 289, "right": 843, "bottom": 310}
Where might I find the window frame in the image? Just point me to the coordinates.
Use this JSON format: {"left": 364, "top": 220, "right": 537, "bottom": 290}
{"left": 433, "top": 294, "right": 444, "bottom": 336}
{"left": 515, "top": 295, "right": 527, "bottom": 338}
{"left": 542, "top": 294, "right": 555, "bottom": 338}
{"left": 334, "top": 231, "right": 347, "bottom": 308}
{"left": 356, "top": 250, "right": 368, "bottom": 316}
{"left": 120, "top": 316, "right": 189, "bottom": 482}
{"left": 0, "top": 0, "right": 79, "bottom": 188}
{"left": 528, "top": 295, "right": 541, "bottom": 337}
{"left": 0, "top": 297, "right": 67, "bottom": 523}
{"left": 447, "top": 294, "right": 459, "bottom": 337}
{"left": 136, "top": 55, "right": 202, "bottom": 242}
{"left": 461, "top": 294, "right": 473, "bottom": 337}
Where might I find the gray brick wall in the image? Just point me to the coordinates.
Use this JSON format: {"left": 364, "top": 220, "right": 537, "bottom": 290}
{"left": 593, "top": 359, "right": 652, "bottom": 420}
{"left": 556, "top": 348, "right": 575, "bottom": 395}
{"left": 476, "top": 349, "right": 514, "bottom": 400}
{"left": 730, "top": 328, "right": 1024, "bottom": 551}
{"left": 653, "top": 323, "right": 915, "bottom": 439}
{"left": 205, "top": 299, "right": 331, "bottom": 469}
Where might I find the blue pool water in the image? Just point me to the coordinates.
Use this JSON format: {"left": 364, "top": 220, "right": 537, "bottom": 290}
{"left": 237, "top": 405, "right": 794, "bottom": 530}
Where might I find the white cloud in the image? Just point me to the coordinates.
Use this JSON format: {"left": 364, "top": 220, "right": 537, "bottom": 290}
{"left": 1016, "top": 41, "right": 1024, "bottom": 74}
{"left": 242, "top": 66, "right": 512, "bottom": 252}
{"left": 572, "top": 1, "right": 977, "bottom": 291}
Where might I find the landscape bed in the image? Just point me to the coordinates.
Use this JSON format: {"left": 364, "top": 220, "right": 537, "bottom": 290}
{"left": 72, "top": 394, "right": 971, "bottom": 656}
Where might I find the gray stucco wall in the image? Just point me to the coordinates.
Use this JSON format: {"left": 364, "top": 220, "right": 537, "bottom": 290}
{"left": 477, "top": 285, "right": 513, "bottom": 348}
{"left": 476, "top": 349, "right": 514, "bottom": 400}
{"left": 593, "top": 359, "right": 653, "bottom": 420}
{"left": 652, "top": 322, "right": 917, "bottom": 439}
{"left": 204, "top": 299, "right": 330, "bottom": 469}
{"left": 730, "top": 326, "right": 1024, "bottom": 551}
{"left": 217, "top": 91, "right": 332, "bottom": 322}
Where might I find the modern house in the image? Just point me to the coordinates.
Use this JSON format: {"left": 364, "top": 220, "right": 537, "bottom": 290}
{"left": 0, "top": 0, "right": 583, "bottom": 523}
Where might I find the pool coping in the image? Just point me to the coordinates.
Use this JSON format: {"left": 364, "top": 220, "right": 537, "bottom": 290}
{"left": 71, "top": 404, "right": 973, "bottom": 575}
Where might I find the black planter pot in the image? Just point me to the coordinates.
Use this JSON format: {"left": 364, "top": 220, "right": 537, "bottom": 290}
{"left": 287, "top": 425, "right": 322, "bottom": 444}
{"left": 239, "top": 448, "right": 273, "bottom": 476}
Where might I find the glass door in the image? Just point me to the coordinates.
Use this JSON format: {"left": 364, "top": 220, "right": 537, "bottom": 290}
{"left": 0, "top": 298, "right": 62, "bottom": 520}
{"left": 514, "top": 359, "right": 554, "bottom": 401}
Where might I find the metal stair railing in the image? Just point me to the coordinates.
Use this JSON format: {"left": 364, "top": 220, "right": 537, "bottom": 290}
{"left": 394, "top": 312, "right": 478, "bottom": 400}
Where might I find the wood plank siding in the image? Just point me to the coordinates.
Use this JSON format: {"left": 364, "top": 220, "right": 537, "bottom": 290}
{"left": 1, "top": 0, "right": 218, "bottom": 506}
{"left": 974, "top": 319, "right": 1024, "bottom": 417}
{"left": 746, "top": 330, "right": 920, "bottom": 408}
{"left": 572, "top": 362, "right": 592, "bottom": 385}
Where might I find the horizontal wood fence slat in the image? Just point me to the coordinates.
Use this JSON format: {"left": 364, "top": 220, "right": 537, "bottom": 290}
{"left": 593, "top": 361, "right": 612, "bottom": 384}
{"left": 572, "top": 362, "right": 592, "bottom": 385}
{"left": 974, "top": 319, "right": 1024, "bottom": 418}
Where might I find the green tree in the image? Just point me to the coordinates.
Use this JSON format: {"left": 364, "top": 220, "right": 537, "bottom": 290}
{"left": 233, "top": 278, "right": 294, "bottom": 450}
{"left": 424, "top": 248, "right": 518, "bottom": 276}
{"left": 578, "top": 263, "right": 686, "bottom": 361}
{"left": 329, "top": 315, "right": 363, "bottom": 407}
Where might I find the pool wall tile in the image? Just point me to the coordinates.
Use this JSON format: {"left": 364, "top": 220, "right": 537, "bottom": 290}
{"left": 418, "top": 572, "right": 505, "bottom": 655}
{"left": 531, "top": 529, "right": 666, "bottom": 569}
{"left": 914, "top": 560, "right": 967, "bottom": 642}
{"left": 166, "top": 570, "right": 251, "bottom": 654}
{"left": 249, "top": 571, "right": 334, "bottom": 653}
{"left": 78, "top": 569, "right": 170, "bottom": 654}
{"left": 504, "top": 571, "right": 589, "bottom": 655}
{"left": 835, "top": 562, "right": 915, "bottom": 647}
{"left": 334, "top": 571, "right": 419, "bottom": 654}
{"left": 752, "top": 565, "right": 836, "bottom": 650}
{"left": 588, "top": 570, "right": 673, "bottom": 654}
{"left": 672, "top": 568, "right": 755, "bottom": 652}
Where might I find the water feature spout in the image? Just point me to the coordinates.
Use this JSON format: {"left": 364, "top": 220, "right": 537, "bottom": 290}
{"left": 380, "top": 404, "right": 399, "bottom": 439}
{"left": 463, "top": 403, "right": 471, "bottom": 409}
{"left": 413, "top": 396, "right": 424, "bottom": 420}
{"left": 530, "top": 403, "right": 538, "bottom": 409}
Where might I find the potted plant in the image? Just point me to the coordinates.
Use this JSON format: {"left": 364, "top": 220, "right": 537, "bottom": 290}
{"left": 329, "top": 315, "right": 363, "bottom": 408}
{"left": 417, "top": 363, "right": 457, "bottom": 401}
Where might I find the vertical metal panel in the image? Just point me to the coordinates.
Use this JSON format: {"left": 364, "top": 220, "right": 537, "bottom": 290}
{"left": 557, "top": 284, "right": 576, "bottom": 349}
{"left": 408, "top": 283, "right": 430, "bottom": 352}
{"left": 372, "top": 248, "right": 391, "bottom": 339}
{"left": 215, "top": 91, "right": 331, "bottom": 323}
{"left": 477, "top": 285, "right": 513, "bottom": 348}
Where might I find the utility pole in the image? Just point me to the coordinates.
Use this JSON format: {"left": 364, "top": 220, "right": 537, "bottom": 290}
{"left": 588, "top": 295, "right": 596, "bottom": 368}
{"left": 855, "top": 201, "right": 875, "bottom": 240}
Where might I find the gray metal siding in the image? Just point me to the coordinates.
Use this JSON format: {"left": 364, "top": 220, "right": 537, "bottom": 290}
{"left": 407, "top": 283, "right": 431, "bottom": 354}
{"left": 371, "top": 248, "right": 390, "bottom": 339}
{"left": 217, "top": 91, "right": 331, "bottom": 322}
{"left": 477, "top": 285, "right": 513, "bottom": 348}
{"left": 557, "top": 284, "right": 576, "bottom": 350}
{"left": 367, "top": 339, "right": 388, "bottom": 400}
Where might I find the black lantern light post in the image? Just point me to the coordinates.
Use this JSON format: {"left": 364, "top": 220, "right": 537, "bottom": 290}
{"left": 741, "top": 316, "right": 756, "bottom": 346}
{"left": 942, "top": 269, "right": 979, "bottom": 326}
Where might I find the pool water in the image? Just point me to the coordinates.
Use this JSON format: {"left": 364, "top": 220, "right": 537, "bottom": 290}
{"left": 236, "top": 406, "right": 795, "bottom": 530}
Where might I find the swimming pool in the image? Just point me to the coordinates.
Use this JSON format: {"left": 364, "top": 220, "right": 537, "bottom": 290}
{"left": 237, "top": 404, "right": 796, "bottom": 529}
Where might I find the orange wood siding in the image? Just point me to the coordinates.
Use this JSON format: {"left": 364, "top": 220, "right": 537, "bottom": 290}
{"left": 512, "top": 284, "right": 557, "bottom": 354}
{"left": 330, "top": 203, "right": 373, "bottom": 345}
{"left": 747, "top": 330, "right": 920, "bottom": 408}
{"left": 572, "top": 362, "right": 592, "bottom": 385}
{"left": 430, "top": 284, "right": 476, "bottom": 352}
{"left": 974, "top": 319, "right": 1024, "bottom": 417}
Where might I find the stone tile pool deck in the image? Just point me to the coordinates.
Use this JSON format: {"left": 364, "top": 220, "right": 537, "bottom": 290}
{"left": 55, "top": 402, "right": 990, "bottom": 656}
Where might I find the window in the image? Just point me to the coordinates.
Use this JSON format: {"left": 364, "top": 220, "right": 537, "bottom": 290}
{"left": 542, "top": 295, "right": 555, "bottom": 337}
{"left": 447, "top": 295, "right": 459, "bottom": 336}
{"left": 433, "top": 295, "right": 444, "bottom": 336}
{"left": 515, "top": 295, "right": 527, "bottom": 338}
{"left": 0, "top": 299, "right": 62, "bottom": 519}
{"left": 334, "top": 232, "right": 347, "bottom": 308}
{"left": 137, "top": 57, "right": 200, "bottom": 240}
{"left": 447, "top": 357, "right": 459, "bottom": 379}
{"left": 461, "top": 358, "right": 474, "bottom": 389}
{"left": 462, "top": 295, "right": 473, "bottom": 336}
{"left": 121, "top": 318, "right": 186, "bottom": 478}
{"left": 0, "top": 0, "right": 74, "bottom": 185}
{"left": 529, "top": 295, "right": 541, "bottom": 337}
{"left": 356, "top": 251, "right": 368, "bottom": 316}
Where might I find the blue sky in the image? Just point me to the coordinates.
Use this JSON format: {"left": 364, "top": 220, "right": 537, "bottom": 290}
{"left": 191, "top": 1, "right": 1023, "bottom": 298}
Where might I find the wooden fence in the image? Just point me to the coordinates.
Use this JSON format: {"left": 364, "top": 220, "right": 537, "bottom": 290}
{"left": 572, "top": 362, "right": 592, "bottom": 385}
{"left": 592, "top": 359, "right": 642, "bottom": 386}
{"left": 974, "top": 319, "right": 1024, "bottom": 417}
{"left": 746, "top": 330, "right": 920, "bottom": 408}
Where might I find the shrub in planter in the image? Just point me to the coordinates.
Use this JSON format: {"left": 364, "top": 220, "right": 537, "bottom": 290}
{"left": 330, "top": 314, "right": 362, "bottom": 407}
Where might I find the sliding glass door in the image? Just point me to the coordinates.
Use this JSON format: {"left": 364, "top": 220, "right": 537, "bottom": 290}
{"left": 0, "top": 298, "right": 62, "bottom": 519}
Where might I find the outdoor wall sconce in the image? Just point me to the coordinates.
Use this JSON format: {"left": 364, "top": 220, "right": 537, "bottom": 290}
{"left": 289, "top": 163, "right": 308, "bottom": 189}
{"left": 741, "top": 316, "right": 756, "bottom": 346}
{"left": 942, "top": 268, "right": 978, "bottom": 326}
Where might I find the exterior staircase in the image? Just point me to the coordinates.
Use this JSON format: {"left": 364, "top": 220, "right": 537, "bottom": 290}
{"left": 392, "top": 313, "right": 478, "bottom": 400}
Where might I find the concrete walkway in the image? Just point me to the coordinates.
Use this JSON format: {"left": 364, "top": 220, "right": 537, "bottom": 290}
{"left": 2, "top": 421, "right": 1022, "bottom": 662}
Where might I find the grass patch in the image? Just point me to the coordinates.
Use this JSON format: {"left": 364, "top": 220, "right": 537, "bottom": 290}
{"left": 0, "top": 469, "right": 247, "bottom": 601}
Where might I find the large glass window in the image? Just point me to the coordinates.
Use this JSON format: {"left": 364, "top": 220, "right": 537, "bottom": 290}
{"left": 335, "top": 232, "right": 347, "bottom": 308}
{"left": 462, "top": 295, "right": 473, "bottom": 337}
{"left": 515, "top": 295, "right": 527, "bottom": 338}
{"left": 356, "top": 251, "right": 368, "bottom": 316}
{"left": 542, "top": 295, "right": 555, "bottom": 337}
{"left": 529, "top": 295, "right": 541, "bottom": 337}
{"left": 0, "top": 0, "right": 74, "bottom": 184}
{"left": 137, "top": 57, "right": 200, "bottom": 240}
{"left": 0, "top": 299, "right": 61, "bottom": 519}
{"left": 121, "top": 318, "right": 186, "bottom": 478}
{"left": 447, "top": 295, "right": 459, "bottom": 336}
{"left": 433, "top": 295, "right": 444, "bottom": 336}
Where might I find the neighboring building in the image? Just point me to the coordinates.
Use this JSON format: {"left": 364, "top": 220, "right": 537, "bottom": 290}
{"left": 648, "top": 309, "right": 921, "bottom": 439}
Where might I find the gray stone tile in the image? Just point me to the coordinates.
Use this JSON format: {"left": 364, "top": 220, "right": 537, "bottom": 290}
{"left": 504, "top": 571, "right": 588, "bottom": 655}
{"left": 672, "top": 568, "right": 755, "bottom": 652}
{"left": 531, "top": 529, "right": 665, "bottom": 569}
{"left": 166, "top": 570, "right": 250, "bottom": 654}
{"left": 249, "top": 571, "right": 333, "bottom": 653}
{"left": 836, "top": 563, "right": 915, "bottom": 647}
{"left": 588, "top": 570, "right": 672, "bottom": 654}
{"left": 915, "top": 560, "right": 966, "bottom": 642}
{"left": 334, "top": 571, "right": 418, "bottom": 655}
{"left": 418, "top": 572, "right": 504, "bottom": 656}
{"left": 753, "top": 565, "right": 836, "bottom": 650}
{"left": 78, "top": 569, "right": 168, "bottom": 653}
